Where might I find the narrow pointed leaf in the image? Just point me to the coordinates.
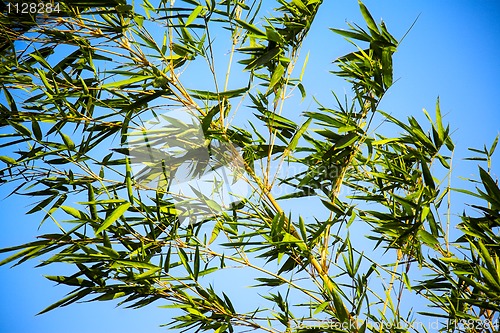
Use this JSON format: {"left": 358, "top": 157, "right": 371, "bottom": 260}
{"left": 95, "top": 203, "right": 130, "bottom": 234}
{"left": 358, "top": 1, "right": 379, "bottom": 35}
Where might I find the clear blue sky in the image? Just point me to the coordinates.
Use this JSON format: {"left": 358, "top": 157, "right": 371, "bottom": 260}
{"left": 1, "top": 1, "right": 499, "bottom": 332}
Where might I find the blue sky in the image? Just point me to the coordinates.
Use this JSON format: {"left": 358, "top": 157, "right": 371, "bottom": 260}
{"left": 1, "top": 1, "right": 499, "bottom": 332}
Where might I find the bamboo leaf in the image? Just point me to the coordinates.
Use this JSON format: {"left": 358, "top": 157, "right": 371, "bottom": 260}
{"left": 313, "top": 301, "right": 330, "bottom": 315}
{"left": 268, "top": 62, "right": 285, "bottom": 92}
{"left": 209, "top": 220, "right": 223, "bottom": 244}
{"left": 358, "top": 1, "right": 379, "bottom": 35}
{"left": 402, "top": 272, "right": 412, "bottom": 291}
{"left": 244, "top": 48, "right": 281, "bottom": 71}
{"left": 95, "top": 203, "right": 130, "bottom": 234}
{"left": 299, "top": 51, "right": 309, "bottom": 81}
{"left": 0, "top": 246, "right": 45, "bottom": 266}
{"left": 479, "top": 167, "right": 500, "bottom": 206}
{"left": 45, "top": 275, "right": 95, "bottom": 287}
{"left": 330, "top": 285, "right": 348, "bottom": 322}
{"left": 234, "top": 18, "right": 266, "bottom": 37}
{"left": 60, "top": 132, "right": 75, "bottom": 150}
{"left": 417, "top": 229, "right": 439, "bottom": 247}
{"left": 371, "top": 138, "right": 399, "bottom": 146}
{"left": 186, "top": 5, "right": 203, "bottom": 26}
{"left": 3, "top": 85, "right": 18, "bottom": 113}
{"left": 489, "top": 135, "right": 499, "bottom": 156}
{"left": 330, "top": 28, "right": 371, "bottom": 42}
{"left": 61, "top": 206, "right": 90, "bottom": 221}
{"left": 31, "top": 119, "right": 42, "bottom": 141}
{"left": 0, "top": 155, "right": 17, "bottom": 165}
{"left": 334, "top": 132, "right": 359, "bottom": 150}
{"left": 37, "top": 289, "right": 92, "bottom": 315}
{"left": 189, "top": 87, "right": 248, "bottom": 100}
{"left": 193, "top": 245, "right": 200, "bottom": 281}
{"left": 284, "top": 117, "right": 311, "bottom": 157}
{"left": 420, "top": 155, "right": 435, "bottom": 190}
{"left": 178, "top": 247, "right": 193, "bottom": 278}
{"left": 111, "top": 260, "right": 158, "bottom": 270}
{"left": 102, "top": 76, "right": 153, "bottom": 89}
{"left": 435, "top": 97, "right": 445, "bottom": 144}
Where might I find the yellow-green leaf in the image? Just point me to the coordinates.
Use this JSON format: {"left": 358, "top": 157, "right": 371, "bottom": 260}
{"left": 186, "top": 5, "right": 203, "bottom": 26}
{"left": 102, "top": 75, "right": 153, "bottom": 89}
{"left": 284, "top": 117, "right": 311, "bottom": 157}
{"left": 0, "top": 155, "right": 17, "bottom": 165}
{"left": 234, "top": 18, "right": 266, "bottom": 37}
{"left": 96, "top": 203, "right": 130, "bottom": 234}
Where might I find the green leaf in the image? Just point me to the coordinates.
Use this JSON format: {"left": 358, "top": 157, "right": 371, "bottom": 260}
{"left": 371, "top": 138, "right": 399, "bottom": 146}
{"left": 297, "top": 82, "right": 306, "bottom": 100}
{"left": 36, "top": 69, "right": 54, "bottom": 95}
{"left": 189, "top": 87, "right": 248, "bottom": 100}
{"left": 329, "top": 284, "right": 348, "bottom": 322}
{"left": 61, "top": 206, "right": 89, "bottom": 220}
{"left": 96, "top": 245, "right": 120, "bottom": 259}
{"left": 222, "top": 292, "right": 235, "bottom": 313}
{"left": 111, "top": 259, "right": 158, "bottom": 270}
{"left": 435, "top": 97, "right": 445, "bottom": 144}
{"left": 284, "top": 117, "right": 311, "bottom": 157}
{"left": 122, "top": 90, "right": 169, "bottom": 112}
{"left": 37, "top": 288, "right": 92, "bottom": 315}
{"left": 193, "top": 245, "right": 200, "bottom": 281}
{"left": 282, "top": 233, "right": 307, "bottom": 251}
{"left": 298, "top": 216, "right": 307, "bottom": 241}
{"left": 178, "top": 247, "right": 193, "bottom": 278}
{"left": 358, "top": 1, "right": 379, "bottom": 35}
{"left": 198, "top": 267, "right": 218, "bottom": 278}
{"left": 313, "top": 301, "right": 330, "bottom": 315}
{"left": 60, "top": 132, "right": 75, "bottom": 150}
{"left": 257, "top": 110, "right": 297, "bottom": 130}
{"left": 234, "top": 18, "right": 266, "bottom": 37}
{"left": 45, "top": 275, "right": 95, "bottom": 287}
{"left": 3, "top": 85, "right": 18, "bottom": 113}
{"left": 209, "top": 220, "right": 223, "bottom": 245}
{"left": 292, "top": 0, "right": 310, "bottom": 14}
{"left": 417, "top": 229, "right": 439, "bottom": 247}
{"left": 9, "top": 121, "right": 32, "bottom": 137}
{"left": 26, "top": 195, "right": 56, "bottom": 215}
{"left": 125, "top": 157, "right": 134, "bottom": 203}
{"left": 0, "top": 155, "right": 17, "bottom": 165}
{"left": 186, "top": 5, "right": 203, "bottom": 26}
{"left": 330, "top": 28, "right": 371, "bottom": 42}
{"left": 477, "top": 242, "right": 498, "bottom": 280}
{"left": 440, "top": 257, "right": 473, "bottom": 266}
{"left": 489, "top": 135, "right": 499, "bottom": 156}
{"left": 268, "top": 62, "right": 285, "bottom": 92}
{"left": 479, "top": 266, "right": 500, "bottom": 290}
{"left": 420, "top": 155, "right": 435, "bottom": 190}
{"left": 244, "top": 48, "right": 281, "bottom": 71}
{"left": 0, "top": 245, "right": 45, "bottom": 266}
{"left": 30, "top": 53, "right": 52, "bottom": 70}
{"left": 402, "top": 272, "right": 412, "bottom": 291}
{"left": 102, "top": 75, "right": 153, "bottom": 89}
{"left": 135, "top": 267, "right": 161, "bottom": 280}
{"left": 321, "top": 200, "right": 344, "bottom": 215}
{"left": 31, "top": 119, "right": 42, "bottom": 141}
{"left": 334, "top": 132, "right": 359, "bottom": 150}
{"left": 479, "top": 167, "right": 500, "bottom": 207}
{"left": 299, "top": 51, "right": 309, "bottom": 81}
{"left": 95, "top": 203, "right": 130, "bottom": 234}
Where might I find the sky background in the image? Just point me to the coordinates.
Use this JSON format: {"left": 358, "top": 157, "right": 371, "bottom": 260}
{"left": 1, "top": 1, "right": 500, "bottom": 332}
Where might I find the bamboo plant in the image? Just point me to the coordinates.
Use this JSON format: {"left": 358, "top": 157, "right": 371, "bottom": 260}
{"left": 1, "top": 1, "right": 499, "bottom": 332}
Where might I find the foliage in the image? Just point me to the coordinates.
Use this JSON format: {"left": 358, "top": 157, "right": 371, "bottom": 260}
{"left": 1, "top": 1, "right": 499, "bottom": 332}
